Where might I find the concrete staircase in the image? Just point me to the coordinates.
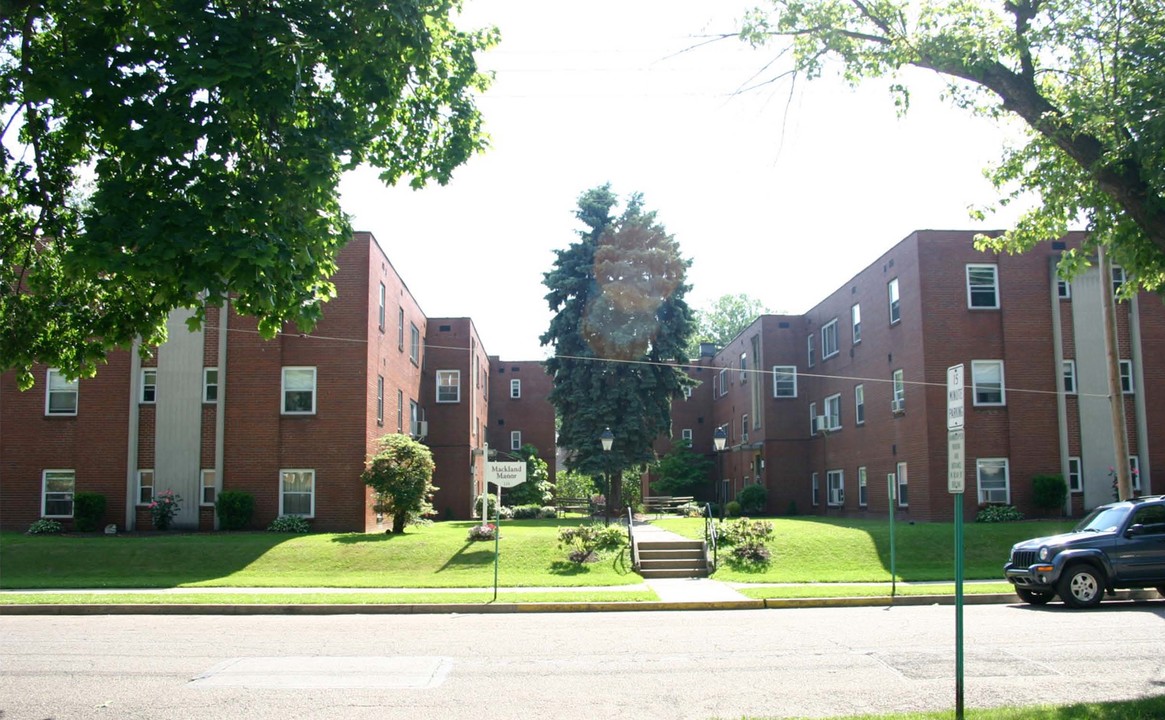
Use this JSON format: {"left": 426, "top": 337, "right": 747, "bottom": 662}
{"left": 636, "top": 538, "right": 709, "bottom": 579}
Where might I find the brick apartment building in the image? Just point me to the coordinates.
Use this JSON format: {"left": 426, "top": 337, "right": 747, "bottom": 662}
{"left": 666, "top": 230, "right": 1162, "bottom": 521}
{"left": 486, "top": 359, "right": 557, "bottom": 485}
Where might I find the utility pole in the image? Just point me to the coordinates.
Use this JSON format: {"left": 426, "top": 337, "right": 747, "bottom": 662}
{"left": 1098, "top": 245, "right": 1133, "bottom": 500}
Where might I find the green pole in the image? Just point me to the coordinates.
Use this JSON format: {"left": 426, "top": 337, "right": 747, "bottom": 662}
{"left": 888, "top": 473, "right": 896, "bottom": 597}
{"left": 955, "top": 492, "right": 964, "bottom": 720}
{"left": 493, "top": 482, "right": 501, "bottom": 603}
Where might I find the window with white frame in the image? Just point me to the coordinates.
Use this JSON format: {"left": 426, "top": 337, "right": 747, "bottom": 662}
{"left": 858, "top": 466, "right": 868, "bottom": 507}
{"left": 436, "top": 370, "right": 460, "bottom": 403}
{"left": 281, "top": 367, "right": 316, "bottom": 414}
{"left": 683, "top": 385, "right": 692, "bottom": 399}
{"left": 511, "top": 430, "right": 522, "bottom": 451}
{"left": 811, "top": 472, "right": 819, "bottom": 506}
{"left": 409, "top": 400, "right": 419, "bottom": 436}
{"left": 851, "top": 303, "right": 862, "bottom": 343}
{"left": 971, "top": 360, "right": 1005, "bottom": 405}
{"left": 42, "top": 469, "right": 75, "bottom": 517}
{"left": 806, "top": 335, "right": 815, "bottom": 367}
{"left": 45, "top": 368, "right": 78, "bottom": 416}
{"left": 966, "top": 264, "right": 1000, "bottom": 309}
{"left": 1068, "top": 457, "right": 1082, "bottom": 493}
{"left": 681, "top": 428, "right": 693, "bottom": 442}
{"left": 827, "top": 470, "right": 844, "bottom": 506}
{"left": 821, "top": 319, "right": 839, "bottom": 359}
{"left": 772, "top": 366, "right": 797, "bottom": 398}
{"left": 376, "top": 375, "right": 384, "bottom": 425}
{"left": 201, "top": 469, "right": 216, "bottom": 505}
{"left": 397, "top": 307, "right": 405, "bottom": 350}
{"left": 510, "top": 379, "right": 521, "bottom": 399}
{"left": 977, "top": 458, "right": 1010, "bottom": 504}
{"left": 396, "top": 390, "right": 403, "bottom": 433}
{"left": 203, "top": 368, "right": 219, "bottom": 403}
{"left": 378, "top": 282, "right": 386, "bottom": 331}
{"left": 739, "top": 352, "right": 747, "bottom": 382}
{"left": 409, "top": 323, "right": 420, "bottom": 364}
{"left": 137, "top": 469, "right": 154, "bottom": 504}
{"left": 1112, "top": 265, "right": 1126, "bottom": 295}
{"left": 1058, "top": 278, "right": 1071, "bottom": 299}
{"left": 280, "top": 469, "right": 315, "bottom": 517}
{"left": 718, "top": 368, "right": 727, "bottom": 397}
{"left": 854, "top": 384, "right": 865, "bottom": 425}
{"left": 1130, "top": 456, "right": 1141, "bottom": 491}
{"left": 888, "top": 278, "right": 900, "bottom": 324}
{"left": 1062, "top": 360, "right": 1076, "bottom": 394}
{"left": 892, "top": 369, "right": 905, "bottom": 412}
{"left": 824, "top": 393, "right": 841, "bottom": 431}
{"left": 808, "top": 401, "right": 817, "bottom": 436}
{"left": 140, "top": 368, "right": 157, "bottom": 404}
{"left": 896, "top": 462, "right": 909, "bottom": 507}
{"left": 741, "top": 414, "right": 749, "bottom": 443}
{"left": 1120, "top": 359, "right": 1134, "bottom": 393}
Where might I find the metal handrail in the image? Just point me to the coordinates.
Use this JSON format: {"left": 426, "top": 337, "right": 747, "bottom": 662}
{"left": 626, "top": 505, "right": 639, "bottom": 570}
{"left": 704, "top": 503, "right": 717, "bottom": 572}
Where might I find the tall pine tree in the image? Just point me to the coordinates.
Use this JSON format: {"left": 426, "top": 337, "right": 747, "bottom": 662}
{"left": 541, "top": 185, "right": 695, "bottom": 517}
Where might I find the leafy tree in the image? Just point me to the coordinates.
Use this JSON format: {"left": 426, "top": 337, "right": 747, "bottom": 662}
{"left": 649, "top": 439, "right": 713, "bottom": 497}
{"left": 737, "top": 1, "right": 1165, "bottom": 290}
{"left": 362, "top": 433, "right": 437, "bottom": 534}
{"left": 687, "top": 293, "right": 770, "bottom": 357}
{"left": 1, "top": 0, "right": 497, "bottom": 389}
{"left": 553, "top": 470, "right": 599, "bottom": 501}
{"left": 501, "top": 444, "right": 553, "bottom": 507}
{"left": 541, "top": 185, "right": 696, "bottom": 518}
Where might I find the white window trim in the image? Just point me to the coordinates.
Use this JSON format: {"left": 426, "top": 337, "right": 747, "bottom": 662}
{"left": 137, "top": 469, "right": 154, "bottom": 505}
{"left": 397, "top": 307, "right": 405, "bottom": 350}
{"left": 45, "top": 368, "right": 78, "bottom": 416}
{"left": 858, "top": 466, "right": 868, "bottom": 507}
{"left": 281, "top": 366, "right": 317, "bottom": 415}
{"left": 854, "top": 384, "right": 865, "bottom": 425}
{"left": 140, "top": 368, "right": 157, "bottom": 404}
{"left": 201, "top": 469, "right": 216, "bottom": 506}
{"left": 1058, "top": 278, "right": 1072, "bottom": 299}
{"left": 821, "top": 319, "right": 839, "bottom": 359}
{"left": 1068, "top": 457, "right": 1082, "bottom": 493}
{"left": 510, "top": 378, "right": 521, "bottom": 399}
{"left": 851, "top": 303, "right": 862, "bottom": 344}
{"left": 510, "top": 430, "right": 522, "bottom": 451}
{"left": 376, "top": 375, "right": 384, "bottom": 426}
{"left": 827, "top": 469, "right": 845, "bottom": 507}
{"left": 741, "top": 414, "right": 749, "bottom": 443}
{"left": 976, "top": 458, "right": 1010, "bottom": 505}
{"left": 806, "top": 335, "right": 815, "bottom": 367}
{"left": 1129, "top": 456, "right": 1141, "bottom": 491}
{"left": 681, "top": 428, "right": 693, "bottom": 442}
{"left": 896, "top": 462, "right": 908, "bottom": 508}
{"left": 42, "top": 469, "right": 75, "bottom": 518}
{"left": 1119, "top": 359, "right": 1134, "bottom": 394}
{"left": 971, "top": 360, "right": 1006, "bottom": 406}
{"left": 772, "top": 365, "right": 797, "bottom": 398}
{"left": 1112, "top": 265, "right": 1126, "bottom": 295}
{"left": 966, "top": 263, "right": 1000, "bottom": 309}
{"left": 378, "top": 282, "right": 386, "bottom": 331}
{"left": 824, "top": 393, "right": 841, "bottom": 431}
{"left": 409, "top": 323, "right": 421, "bottom": 364}
{"left": 1062, "top": 360, "right": 1076, "bottom": 395}
{"left": 808, "top": 401, "right": 817, "bottom": 436}
{"left": 718, "top": 368, "right": 727, "bottom": 397}
{"left": 203, "top": 367, "right": 219, "bottom": 403}
{"left": 436, "top": 369, "right": 461, "bottom": 403}
{"left": 279, "top": 469, "right": 315, "bottom": 518}
{"left": 811, "top": 472, "right": 819, "bottom": 507}
{"left": 892, "top": 370, "right": 905, "bottom": 412}
{"left": 888, "top": 278, "right": 900, "bottom": 325}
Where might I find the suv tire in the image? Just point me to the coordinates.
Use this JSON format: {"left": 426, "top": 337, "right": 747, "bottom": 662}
{"left": 1058, "top": 565, "right": 1104, "bottom": 608}
{"left": 1016, "top": 588, "right": 1054, "bottom": 605}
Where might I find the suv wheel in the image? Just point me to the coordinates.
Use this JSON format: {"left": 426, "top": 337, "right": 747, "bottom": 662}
{"left": 1057, "top": 565, "right": 1104, "bottom": 608}
{"left": 1016, "top": 588, "right": 1054, "bottom": 605}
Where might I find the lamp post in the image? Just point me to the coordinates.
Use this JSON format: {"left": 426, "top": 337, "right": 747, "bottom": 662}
{"left": 599, "top": 427, "right": 614, "bottom": 525}
{"left": 713, "top": 426, "right": 728, "bottom": 519}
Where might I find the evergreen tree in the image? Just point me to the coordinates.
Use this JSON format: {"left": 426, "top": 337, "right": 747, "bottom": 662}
{"left": 541, "top": 185, "right": 695, "bottom": 518}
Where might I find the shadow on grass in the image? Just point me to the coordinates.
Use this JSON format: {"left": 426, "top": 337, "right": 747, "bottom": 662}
{"left": 436, "top": 542, "right": 496, "bottom": 573}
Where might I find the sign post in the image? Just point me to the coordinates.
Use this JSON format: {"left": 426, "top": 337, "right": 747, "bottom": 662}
{"left": 484, "top": 460, "right": 526, "bottom": 602}
{"left": 947, "top": 364, "right": 965, "bottom": 720}
{"left": 887, "top": 473, "right": 896, "bottom": 598}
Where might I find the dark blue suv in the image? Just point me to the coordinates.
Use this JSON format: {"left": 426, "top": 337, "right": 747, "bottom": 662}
{"left": 1004, "top": 495, "right": 1165, "bottom": 608}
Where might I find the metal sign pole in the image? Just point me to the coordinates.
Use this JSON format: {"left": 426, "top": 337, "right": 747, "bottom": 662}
{"left": 947, "top": 364, "right": 966, "bottom": 720}
{"left": 887, "top": 473, "right": 896, "bottom": 597}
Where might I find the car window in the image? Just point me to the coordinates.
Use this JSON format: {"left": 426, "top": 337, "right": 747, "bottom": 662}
{"left": 1074, "top": 506, "right": 1129, "bottom": 533}
{"left": 1131, "top": 505, "right": 1165, "bottom": 534}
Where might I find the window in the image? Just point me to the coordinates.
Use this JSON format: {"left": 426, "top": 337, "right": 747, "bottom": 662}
{"left": 977, "top": 458, "right": 1010, "bottom": 504}
{"left": 808, "top": 401, "right": 817, "bottom": 436}
{"left": 137, "top": 469, "right": 154, "bottom": 504}
{"left": 1062, "top": 360, "right": 1077, "bottom": 394}
{"left": 436, "top": 370, "right": 460, "bottom": 403}
{"left": 378, "top": 283, "right": 386, "bottom": 331}
{"left": 511, "top": 379, "right": 521, "bottom": 399}
{"left": 1058, "top": 277, "right": 1071, "bottom": 299}
{"left": 409, "top": 400, "right": 419, "bottom": 436}
{"left": 397, "top": 307, "right": 405, "bottom": 350}
{"left": 739, "top": 352, "right": 747, "bottom": 382}
{"left": 140, "top": 368, "right": 157, "bottom": 404}
{"left": 1068, "top": 457, "right": 1082, "bottom": 493}
{"left": 811, "top": 472, "right": 819, "bottom": 507}
{"left": 971, "top": 360, "right": 1005, "bottom": 405}
{"left": 827, "top": 470, "right": 844, "bottom": 506}
{"left": 409, "top": 323, "right": 420, "bottom": 364}
{"left": 201, "top": 469, "right": 216, "bottom": 506}
{"left": 376, "top": 375, "right": 384, "bottom": 426}
{"left": 42, "top": 470, "right": 75, "bottom": 517}
{"left": 858, "top": 467, "right": 868, "bottom": 507}
{"left": 1130, "top": 456, "right": 1141, "bottom": 492}
{"left": 511, "top": 430, "right": 522, "bottom": 451}
{"left": 772, "top": 366, "right": 797, "bottom": 398}
{"left": 280, "top": 469, "right": 315, "bottom": 517}
{"left": 45, "top": 368, "right": 78, "bottom": 416}
{"left": 681, "top": 428, "right": 693, "bottom": 442}
{"left": 281, "top": 367, "right": 317, "bottom": 414}
{"left": 821, "top": 319, "right": 839, "bottom": 359}
{"left": 806, "top": 335, "right": 815, "bottom": 367}
{"left": 854, "top": 384, "right": 865, "bottom": 425}
{"left": 1112, "top": 265, "right": 1126, "bottom": 295}
{"left": 1120, "top": 359, "right": 1134, "bottom": 394}
{"left": 683, "top": 385, "right": 692, "bottom": 399}
{"left": 740, "top": 414, "right": 749, "bottom": 443}
{"left": 892, "top": 369, "right": 905, "bottom": 412}
{"left": 896, "top": 462, "right": 908, "bottom": 507}
{"left": 851, "top": 304, "right": 862, "bottom": 343}
{"left": 966, "top": 264, "right": 1000, "bottom": 309}
{"left": 717, "top": 368, "right": 727, "bottom": 397}
{"left": 824, "top": 393, "right": 841, "bottom": 431}
{"left": 888, "top": 278, "right": 900, "bottom": 324}
{"left": 203, "top": 368, "right": 219, "bottom": 403}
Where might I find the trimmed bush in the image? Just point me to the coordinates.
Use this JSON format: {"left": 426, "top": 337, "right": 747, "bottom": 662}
{"left": 717, "top": 518, "right": 775, "bottom": 547}
{"left": 558, "top": 523, "right": 626, "bottom": 564}
{"left": 975, "top": 504, "right": 1025, "bottom": 523}
{"left": 1032, "top": 474, "right": 1068, "bottom": 513}
{"left": 26, "top": 519, "right": 64, "bottom": 535}
{"left": 736, "top": 484, "right": 768, "bottom": 515}
{"left": 725, "top": 500, "right": 742, "bottom": 518}
{"left": 72, "top": 492, "right": 106, "bottom": 532}
{"left": 215, "top": 491, "right": 255, "bottom": 531}
{"left": 731, "top": 542, "right": 772, "bottom": 565}
{"left": 511, "top": 504, "right": 542, "bottom": 520}
{"left": 267, "top": 515, "right": 311, "bottom": 533}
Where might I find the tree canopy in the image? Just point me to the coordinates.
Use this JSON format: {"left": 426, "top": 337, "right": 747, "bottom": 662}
{"left": 649, "top": 439, "right": 713, "bottom": 498}
{"left": 738, "top": 0, "right": 1165, "bottom": 289}
{"left": 541, "top": 184, "right": 695, "bottom": 514}
{"left": 687, "top": 292, "right": 770, "bottom": 356}
{"left": 1, "top": 0, "right": 496, "bottom": 389}
{"left": 362, "top": 433, "right": 437, "bottom": 534}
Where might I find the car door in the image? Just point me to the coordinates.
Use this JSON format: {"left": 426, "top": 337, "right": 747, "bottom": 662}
{"left": 1113, "top": 504, "right": 1165, "bottom": 582}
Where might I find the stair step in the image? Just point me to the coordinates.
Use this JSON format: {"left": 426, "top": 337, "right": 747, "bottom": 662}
{"left": 638, "top": 549, "right": 704, "bottom": 560}
{"left": 639, "top": 557, "right": 707, "bottom": 569}
{"left": 636, "top": 540, "right": 704, "bottom": 551}
{"left": 640, "top": 567, "right": 710, "bottom": 579}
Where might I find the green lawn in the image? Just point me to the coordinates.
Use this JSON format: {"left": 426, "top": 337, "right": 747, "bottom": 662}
{"left": 759, "top": 696, "right": 1165, "bottom": 720}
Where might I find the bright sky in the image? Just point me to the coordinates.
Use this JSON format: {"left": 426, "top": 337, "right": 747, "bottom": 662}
{"left": 337, "top": 0, "right": 1029, "bottom": 361}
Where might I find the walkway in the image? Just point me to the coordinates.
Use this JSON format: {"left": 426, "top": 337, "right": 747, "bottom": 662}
{"left": 630, "top": 518, "right": 751, "bottom": 602}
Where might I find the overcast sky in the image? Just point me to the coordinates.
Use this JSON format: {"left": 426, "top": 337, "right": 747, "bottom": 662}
{"left": 337, "top": 0, "right": 1031, "bottom": 360}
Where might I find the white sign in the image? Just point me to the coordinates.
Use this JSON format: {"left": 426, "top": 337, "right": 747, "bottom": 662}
{"left": 485, "top": 461, "right": 527, "bottom": 488}
{"left": 947, "top": 364, "right": 965, "bottom": 431}
{"left": 948, "top": 429, "right": 965, "bottom": 494}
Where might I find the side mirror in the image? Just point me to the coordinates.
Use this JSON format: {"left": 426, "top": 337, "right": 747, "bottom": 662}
{"left": 1125, "top": 523, "right": 1145, "bottom": 538}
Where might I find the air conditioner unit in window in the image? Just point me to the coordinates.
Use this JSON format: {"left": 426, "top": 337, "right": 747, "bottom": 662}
{"left": 891, "top": 398, "right": 905, "bottom": 414}
{"left": 814, "top": 415, "right": 828, "bottom": 435}
{"left": 412, "top": 420, "right": 429, "bottom": 439}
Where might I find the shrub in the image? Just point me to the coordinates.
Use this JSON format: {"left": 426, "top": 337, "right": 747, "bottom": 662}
{"left": 676, "top": 502, "right": 704, "bottom": 518}
{"left": 72, "top": 492, "right": 106, "bottom": 532}
{"left": 717, "top": 518, "right": 775, "bottom": 547}
{"left": 975, "top": 504, "right": 1025, "bottom": 523}
{"left": 1031, "top": 474, "right": 1067, "bottom": 513}
{"left": 26, "top": 519, "right": 64, "bottom": 535}
{"left": 558, "top": 523, "right": 626, "bottom": 564}
{"left": 267, "top": 515, "right": 311, "bottom": 533}
{"left": 497, "top": 505, "right": 514, "bottom": 520}
{"left": 474, "top": 493, "right": 498, "bottom": 520}
{"left": 215, "top": 491, "right": 255, "bottom": 531}
{"left": 725, "top": 500, "right": 742, "bottom": 518}
{"left": 730, "top": 542, "right": 772, "bottom": 565}
{"left": 539, "top": 506, "right": 558, "bottom": 519}
{"left": 362, "top": 434, "right": 437, "bottom": 534}
{"left": 736, "top": 484, "right": 768, "bottom": 514}
{"left": 511, "top": 504, "right": 542, "bottom": 520}
{"left": 467, "top": 523, "right": 496, "bottom": 542}
{"left": 148, "top": 490, "right": 182, "bottom": 530}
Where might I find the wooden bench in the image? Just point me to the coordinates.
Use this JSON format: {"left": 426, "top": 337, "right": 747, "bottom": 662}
{"left": 643, "top": 495, "right": 695, "bottom": 518}
{"left": 555, "top": 497, "right": 597, "bottom": 517}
